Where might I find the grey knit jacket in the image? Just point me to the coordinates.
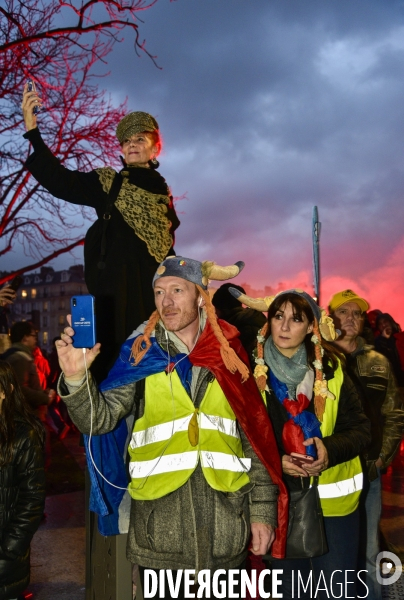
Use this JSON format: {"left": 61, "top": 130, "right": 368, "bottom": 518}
{"left": 59, "top": 324, "right": 278, "bottom": 571}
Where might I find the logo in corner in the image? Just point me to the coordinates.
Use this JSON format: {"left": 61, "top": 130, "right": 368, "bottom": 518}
{"left": 376, "top": 551, "right": 402, "bottom": 586}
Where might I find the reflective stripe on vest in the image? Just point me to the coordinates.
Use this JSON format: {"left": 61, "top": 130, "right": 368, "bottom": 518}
{"left": 128, "top": 370, "right": 250, "bottom": 500}
{"left": 315, "top": 362, "right": 363, "bottom": 517}
{"left": 317, "top": 472, "right": 363, "bottom": 499}
{"left": 129, "top": 450, "right": 251, "bottom": 479}
{"left": 129, "top": 413, "right": 239, "bottom": 449}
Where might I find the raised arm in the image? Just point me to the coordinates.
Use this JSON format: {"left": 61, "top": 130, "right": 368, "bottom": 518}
{"left": 56, "top": 316, "right": 137, "bottom": 434}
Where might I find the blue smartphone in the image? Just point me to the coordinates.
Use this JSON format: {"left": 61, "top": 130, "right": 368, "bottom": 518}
{"left": 27, "top": 80, "right": 42, "bottom": 115}
{"left": 70, "top": 295, "right": 96, "bottom": 348}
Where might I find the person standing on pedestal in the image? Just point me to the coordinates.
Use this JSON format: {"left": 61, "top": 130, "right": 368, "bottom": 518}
{"left": 22, "top": 84, "right": 180, "bottom": 382}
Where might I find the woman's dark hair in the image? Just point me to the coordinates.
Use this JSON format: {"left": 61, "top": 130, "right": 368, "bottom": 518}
{"left": 0, "top": 361, "right": 45, "bottom": 465}
{"left": 266, "top": 293, "right": 341, "bottom": 370}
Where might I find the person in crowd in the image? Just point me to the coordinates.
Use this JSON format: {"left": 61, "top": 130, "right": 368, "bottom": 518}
{"left": 328, "top": 289, "right": 404, "bottom": 600}
{"left": 229, "top": 287, "right": 370, "bottom": 600}
{"left": 55, "top": 256, "right": 288, "bottom": 599}
{"left": 22, "top": 85, "right": 180, "bottom": 382}
{"left": 46, "top": 337, "right": 73, "bottom": 439}
{"left": 361, "top": 312, "right": 378, "bottom": 345}
{"left": 0, "top": 285, "right": 16, "bottom": 354}
{"left": 0, "top": 360, "right": 46, "bottom": 600}
{"left": 375, "top": 313, "right": 404, "bottom": 387}
{"left": 212, "top": 283, "right": 266, "bottom": 365}
{"left": 32, "top": 346, "right": 50, "bottom": 391}
{"left": 2, "top": 322, "right": 52, "bottom": 417}
{"left": 367, "top": 309, "right": 383, "bottom": 339}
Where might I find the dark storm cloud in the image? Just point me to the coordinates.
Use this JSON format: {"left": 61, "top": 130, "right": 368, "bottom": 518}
{"left": 11, "top": 0, "right": 404, "bottom": 320}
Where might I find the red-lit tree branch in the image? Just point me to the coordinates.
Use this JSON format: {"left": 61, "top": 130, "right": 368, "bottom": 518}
{"left": 0, "top": 239, "right": 85, "bottom": 286}
{"left": 0, "top": 0, "right": 165, "bottom": 280}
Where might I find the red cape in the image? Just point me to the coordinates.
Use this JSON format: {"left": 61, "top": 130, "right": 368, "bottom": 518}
{"left": 189, "top": 318, "right": 288, "bottom": 558}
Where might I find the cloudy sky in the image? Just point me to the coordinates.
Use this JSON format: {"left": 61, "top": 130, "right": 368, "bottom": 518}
{"left": 10, "top": 0, "right": 404, "bottom": 322}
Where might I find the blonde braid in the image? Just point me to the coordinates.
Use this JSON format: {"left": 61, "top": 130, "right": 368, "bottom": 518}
{"left": 196, "top": 285, "right": 250, "bottom": 382}
{"left": 312, "top": 318, "right": 327, "bottom": 422}
{"left": 131, "top": 310, "right": 160, "bottom": 365}
{"left": 254, "top": 321, "right": 269, "bottom": 391}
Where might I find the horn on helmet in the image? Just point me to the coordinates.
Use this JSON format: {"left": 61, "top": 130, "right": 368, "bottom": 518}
{"left": 202, "top": 260, "right": 245, "bottom": 281}
{"left": 228, "top": 287, "right": 273, "bottom": 312}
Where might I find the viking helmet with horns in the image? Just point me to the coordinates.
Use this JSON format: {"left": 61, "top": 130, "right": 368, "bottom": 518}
{"left": 228, "top": 287, "right": 338, "bottom": 342}
{"left": 228, "top": 286, "right": 339, "bottom": 421}
{"left": 153, "top": 256, "right": 245, "bottom": 290}
{"left": 132, "top": 256, "right": 250, "bottom": 382}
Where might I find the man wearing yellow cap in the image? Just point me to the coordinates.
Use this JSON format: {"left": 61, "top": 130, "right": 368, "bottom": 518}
{"left": 329, "top": 289, "right": 403, "bottom": 600}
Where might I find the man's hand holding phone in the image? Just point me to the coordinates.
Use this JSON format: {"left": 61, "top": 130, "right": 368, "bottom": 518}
{"left": 57, "top": 314, "right": 101, "bottom": 381}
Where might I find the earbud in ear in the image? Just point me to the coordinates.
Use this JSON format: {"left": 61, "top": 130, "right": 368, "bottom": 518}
{"left": 198, "top": 297, "right": 203, "bottom": 308}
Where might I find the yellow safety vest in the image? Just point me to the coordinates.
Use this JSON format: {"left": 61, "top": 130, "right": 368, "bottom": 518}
{"left": 315, "top": 362, "right": 363, "bottom": 517}
{"left": 127, "top": 370, "right": 251, "bottom": 500}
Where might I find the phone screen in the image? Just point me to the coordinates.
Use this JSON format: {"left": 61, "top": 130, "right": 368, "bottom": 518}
{"left": 70, "top": 295, "right": 96, "bottom": 348}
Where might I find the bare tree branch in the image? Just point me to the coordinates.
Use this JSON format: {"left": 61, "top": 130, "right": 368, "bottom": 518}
{"left": 0, "top": 239, "right": 85, "bottom": 285}
{"left": 0, "top": 0, "right": 164, "bottom": 276}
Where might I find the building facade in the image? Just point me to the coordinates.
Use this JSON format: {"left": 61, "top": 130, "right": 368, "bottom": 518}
{"left": 9, "top": 265, "right": 88, "bottom": 352}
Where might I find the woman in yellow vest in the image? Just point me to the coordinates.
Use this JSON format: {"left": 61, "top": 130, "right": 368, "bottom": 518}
{"left": 229, "top": 288, "right": 370, "bottom": 600}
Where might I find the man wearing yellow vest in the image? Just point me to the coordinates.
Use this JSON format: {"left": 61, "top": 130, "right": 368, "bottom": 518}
{"left": 329, "top": 289, "right": 404, "bottom": 600}
{"left": 56, "top": 256, "right": 288, "bottom": 599}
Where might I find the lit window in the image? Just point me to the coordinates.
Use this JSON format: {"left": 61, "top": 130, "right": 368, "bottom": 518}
{"left": 43, "top": 332, "right": 48, "bottom": 345}
{"left": 59, "top": 314, "right": 65, "bottom": 325}
{"left": 43, "top": 301, "right": 48, "bottom": 311}
{"left": 31, "top": 288, "right": 37, "bottom": 299}
{"left": 21, "top": 290, "right": 27, "bottom": 298}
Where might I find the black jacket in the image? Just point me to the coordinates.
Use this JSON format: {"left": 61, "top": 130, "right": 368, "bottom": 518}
{"left": 374, "top": 335, "right": 404, "bottom": 386}
{"left": 344, "top": 338, "right": 404, "bottom": 479}
{"left": 265, "top": 365, "right": 371, "bottom": 493}
{"left": 0, "top": 415, "right": 45, "bottom": 600}
{"left": 23, "top": 127, "right": 180, "bottom": 381}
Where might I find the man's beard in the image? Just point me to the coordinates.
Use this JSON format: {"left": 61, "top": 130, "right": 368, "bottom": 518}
{"left": 160, "top": 306, "right": 199, "bottom": 333}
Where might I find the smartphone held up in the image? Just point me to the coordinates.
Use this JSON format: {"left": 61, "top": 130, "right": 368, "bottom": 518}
{"left": 70, "top": 295, "right": 96, "bottom": 349}
{"left": 8, "top": 275, "right": 23, "bottom": 292}
{"left": 27, "top": 80, "right": 42, "bottom": 115}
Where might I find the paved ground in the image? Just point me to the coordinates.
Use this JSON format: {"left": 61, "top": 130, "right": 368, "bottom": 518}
{"left": 27, "top": 431, "right": 86, "bottom": 600}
